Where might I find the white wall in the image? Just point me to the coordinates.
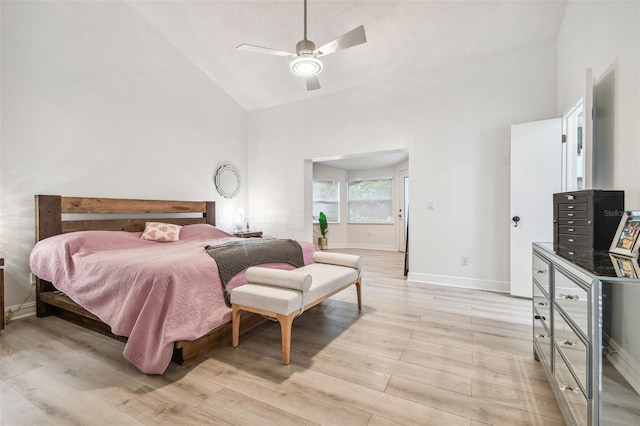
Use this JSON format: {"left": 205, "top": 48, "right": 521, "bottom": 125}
{"left": 0, "top": 2, "right": 248, "bottom": 310}
{"left": 557, "top": 0, "right": 640, "bottom": 381}
{"left": 249, "top": 41, "right": 557, "bottom": 290}
{"left": 557, "top": 0, "right": 640, "bottom": 206}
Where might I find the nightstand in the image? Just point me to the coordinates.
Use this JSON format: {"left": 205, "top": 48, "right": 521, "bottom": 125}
{"left": 235, "top": 231, "right": 263, "bottom": 238}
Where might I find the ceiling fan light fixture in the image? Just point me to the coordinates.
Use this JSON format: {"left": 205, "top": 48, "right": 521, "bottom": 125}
{"left": 238, "top": 0, "right": 366, "bottom": 91}
{"left": 290, "top": 56, "right": 323, "bottom": 77}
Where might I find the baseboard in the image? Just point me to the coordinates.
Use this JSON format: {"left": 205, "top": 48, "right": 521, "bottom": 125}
{"left": 347, "top": 243, "right": 398, "bottom": 251}
{"left": 407, "top": 272, "right": 509, "bottom": 293}
{"left": 4, "top": 301, "right": 37, "bottom": 324}
{"left": 325, "top": 243, "right": 349, "bottom": 249}
{"left": 603, "top": 332, "right": 640, "bottom": 395}
{"left": 324, "top": 243, "right": 398, "bottom": 251}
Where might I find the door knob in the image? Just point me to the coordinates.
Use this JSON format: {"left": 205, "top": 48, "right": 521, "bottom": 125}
{"left": 512, "top": 216, "right": 521, "bottom": 227}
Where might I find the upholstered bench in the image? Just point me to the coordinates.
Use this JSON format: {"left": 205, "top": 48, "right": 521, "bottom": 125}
{"left": 231, "top": 251, "right": 363, "bottom": 364}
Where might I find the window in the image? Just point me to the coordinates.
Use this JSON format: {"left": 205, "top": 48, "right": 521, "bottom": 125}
{"left": 348, "top": 179, "right": 394, "bottom": 223}
{"left": 313, "top": 180, "right": 340, "bottom": 223}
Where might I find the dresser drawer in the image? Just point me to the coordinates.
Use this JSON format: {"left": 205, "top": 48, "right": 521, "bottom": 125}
{"left": 556, "top": 192, "right": 590, "bottom": 204}
{"left": 557, "top": 233, "right": 590, "bottom": 247}
{"left": 557, "top": 217, "right": 590, "bottom": 227}
{"left": 554, "top": 347, "right": 588, "bottom": 426}
{"left": 554, "top": 269, "right": 589, "bottom": 338}
{"left": 558, "top": 202, "right": 587, "bottom": 212}
{"left": 558, "top": 225, "right": 591, "bottom": 237}
{"left": 533, "top": 282, "right": 550, "bottom": 323}
{"left": 555, "top": 311, "right": 588, "bottom": 395}
{"left": 557, "top": 210, "right": 588, "bottom": 220}
{"left": 554, "top": 246, "right": 596, "bottom": 271}
{"left": 532, "top": 253, "right": 550, "bottom": 292}
{"left": 533, "top": 310, "right": 551, "bottom": 367}
{"left": 555, "top": 246, "right": 593, "bottom": 262}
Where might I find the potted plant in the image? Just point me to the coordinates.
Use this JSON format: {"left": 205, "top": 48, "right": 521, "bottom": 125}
{"left": 318, "top": 212, "right": 329, "bottom": 250}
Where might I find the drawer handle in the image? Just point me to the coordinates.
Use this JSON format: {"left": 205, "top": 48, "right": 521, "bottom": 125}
{"left": 566, "top": 195, "right": 574, "bottom": 200}
{"left": 535, "top": 269, "right": 547, "bottom": 275}
{"left": 535, "top": 333, "right": 549, "bottom": 340}
{"left": 568, "top": 228, "right": 574, "bottom": 232}
{"left": 568, "top": 205, "right": 574, "bottom": 209}
{"left": 557, "top": 339, "right": 578, "bottom": 348}
{"left": 567, "top": 213, "right": 575, "bottom": 217}
{"left": 559, "top": 383, "right": 581, "bottom": 394}
{"left": 568, "top": 238, "right": 575, "bottom": 242}
{"left": 536, "top": 302, "right": 548, "bottom": 307}
{"left": 558, "top": 293, "right": 580, "bottom": 301}
{"left": 567, "top": 221, "right": 574, "bottom": 224}
{"left": 534, "top": 314, "right": 546, "bottom": 321}
{"left": 568, "top": 251, "right": 575, "bottom": 255}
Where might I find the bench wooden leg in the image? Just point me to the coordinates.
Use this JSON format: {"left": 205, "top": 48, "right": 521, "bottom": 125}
{"left": 355, "top": 278, "right": 362, "bottom": 311}
{"left": 276, "top": 312, "right": 297, "bottom": 365}
{"left": 232, "top": 305, "right": 241, "bottom": 348}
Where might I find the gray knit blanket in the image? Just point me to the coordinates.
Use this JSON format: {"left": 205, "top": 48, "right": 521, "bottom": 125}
{"left": 205, "top": 239, "right": 305, "bottom": 307}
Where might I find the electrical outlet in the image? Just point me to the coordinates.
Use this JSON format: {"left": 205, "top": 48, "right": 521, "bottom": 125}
{"left": 461, "top": 256, "right": 469, "bottom": 266}
{"left": 367, "top": 231, "right": 372, "bottom": 237}
{"left": 30, "top": 272, "right": 36, "bottom": 286}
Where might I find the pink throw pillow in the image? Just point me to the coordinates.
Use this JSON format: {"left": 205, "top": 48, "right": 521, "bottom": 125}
{"left": 140, "top": 222, "right": 181, "bottom": 242}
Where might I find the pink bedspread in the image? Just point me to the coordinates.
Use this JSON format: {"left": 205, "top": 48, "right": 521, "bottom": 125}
{"left": 29, "top": 224, "right": 317, "bottom": 374}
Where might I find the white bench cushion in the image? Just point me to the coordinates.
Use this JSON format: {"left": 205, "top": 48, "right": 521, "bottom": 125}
{"left": 231, "top": 284, "right": 302, "bottom": 315}
{"left": 296, "top": 263, "right": 359, "bottom": 306}
{"left": 312, "top": 251, "right": 363, "bottom": 270}
{"left": 245, "top": 267, "right": 312, "bottom": 291}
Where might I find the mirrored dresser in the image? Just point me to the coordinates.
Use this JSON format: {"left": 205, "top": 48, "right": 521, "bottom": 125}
{"left": 533, "top": 242, "right": 640, "bottom": 425}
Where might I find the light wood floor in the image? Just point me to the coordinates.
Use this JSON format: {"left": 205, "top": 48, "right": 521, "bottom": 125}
{"left": 0, "top": 249, "right": 562, "bottom": 425}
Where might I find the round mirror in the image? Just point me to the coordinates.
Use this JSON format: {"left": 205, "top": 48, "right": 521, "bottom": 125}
{"left": 214, "top": 164, "right": 241, "bottom": 199}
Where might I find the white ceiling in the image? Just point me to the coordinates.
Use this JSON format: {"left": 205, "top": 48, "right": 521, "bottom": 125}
{"left": 126, "top": 0, "right": 568, "bottom": 112}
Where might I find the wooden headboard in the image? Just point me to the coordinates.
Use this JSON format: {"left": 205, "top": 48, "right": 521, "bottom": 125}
{"left": 35, "top": 195, "right": 216, "bottom": 241}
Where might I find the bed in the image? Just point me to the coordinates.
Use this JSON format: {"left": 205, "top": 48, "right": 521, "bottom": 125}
{"left": 30, "top": 195, "right": 316, "bottom": 374}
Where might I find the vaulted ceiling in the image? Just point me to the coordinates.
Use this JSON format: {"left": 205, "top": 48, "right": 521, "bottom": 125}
{"left": 126, "top": 0, "right": 568, "bottom": 111}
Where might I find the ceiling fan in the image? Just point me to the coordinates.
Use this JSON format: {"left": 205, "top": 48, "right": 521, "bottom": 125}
{"left": 236, "top": 0, "right": 367, "bottom": 91}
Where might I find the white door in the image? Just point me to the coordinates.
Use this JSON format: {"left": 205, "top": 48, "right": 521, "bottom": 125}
{"left": 583, "top": 68, "right": 594, "bottom": 189}
{"left": 510, "top": 118, "right": 562, "bottom": 297}
{"left": 397, "top": 169, "right": 409, "bottom": 252}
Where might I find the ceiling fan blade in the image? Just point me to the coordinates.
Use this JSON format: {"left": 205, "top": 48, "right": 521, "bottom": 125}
{"left": 314, "top": 25, "right": 367, "bottom": 58}
{"left": 236, "top": 43, "right": 295, "bottom": 58}
{"left": 306, "top": 77, "right": 321, "bottom": 91}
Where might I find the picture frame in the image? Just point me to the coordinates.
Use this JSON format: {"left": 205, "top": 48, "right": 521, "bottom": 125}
{"left": 609, "top": 253, "right": 640, "bottom": 279}
{"left": 610, "top": 211, "right": 640, "bottom": 256}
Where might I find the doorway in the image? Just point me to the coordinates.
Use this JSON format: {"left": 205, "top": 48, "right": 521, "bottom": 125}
{"left": 307, "top": 149, "right": 409, "bottom": 252}
{"left": 563, "top": 102, "right": 585, "bottom": 191}
{"left": 397, "top": 169, "right": 409, "bottom": 253}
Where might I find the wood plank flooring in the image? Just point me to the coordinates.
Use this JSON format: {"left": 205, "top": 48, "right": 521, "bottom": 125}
{"left": 0, "top": 249, "right": 562, "bottom": 425}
